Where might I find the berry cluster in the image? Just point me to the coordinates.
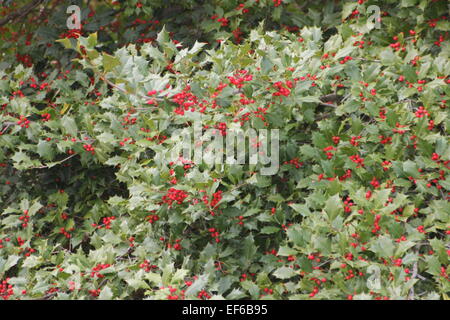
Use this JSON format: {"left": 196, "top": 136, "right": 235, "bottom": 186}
{"left": 323, "top": 146, "right": 336, "bottom": 159}
{"left": 210, "top": 190, "right": 223, "bottom": 209}
{"left": 146, "top": 214, "right": 159, "bottom": 224}
{"left": 19, "top": 209, "right": 30, "bottom": 228}
{"left": 162, "top": 188, "right": 188, "bottom": 207}
{"left": 227, "top": 70, "right": 253, "bottom": 88}
{"left": 0, "top": 278, "right": 14, "bottom": 300}
{"left": 415, "top": 106, "right": 429, "bottom": 118}
{"left": 272, "top": 81, "right": 291, "bottom": 97}
{"left": 92, "top": 216, "right": 116, "bottom": 229}
{"left": 208, "top": 228, "right": 220, "bottom": 243}
{"left": 139, "top": 260, "right": 157, "bottom": 272}
{"left": 90, "top": 263, "right": 111, "bottom": 278}
{"left": 83, "top": 144, "right": 95, "bottom": 155}
{"left": 17, "top": 116, "right": 30, "bottom": 128}
{"left": 349, "top": 154, "right": 365, "bottom": 168}
{"left": 283, "top": 158, "right": 303, "bottom": 168}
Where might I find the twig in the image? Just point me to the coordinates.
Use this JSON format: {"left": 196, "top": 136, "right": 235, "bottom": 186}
{"left": 1, "top": 122, "right": 13, "bottom": 134}
{"left": 341, "top": 93, "right": 352, "bottom": 103}
{"left": 98, "top": 278, "right": 108, "bottom": 288}
{"left": 100, "top": 75, "right": 164, "bottom": 105}
{"left": 0, "top": 0, "right": 45, "bottom": 27}
{"left": 34, "top": 291, "right": 58, "bottom": 300}
{"left": 355, "top": 57, "right": 381, "bottom": 63}
{"left": 31, "top": 153, "right": 77, "bottom": 169}
{"left": 318, "top": 93, "right": 345, "bottom": 108}
{"left": 318, "top": 102, "right": 337, "bottom": 108}
{"left": 408, "top": 261, "right": 418, "bottom": 300}
{"left": 416, "top": 274, "right": 426, "bottom": 281}
{"left": 317, "top": 259, "right": 333, "bottom": 268}
{"left": 319, "top": 93, "right": 343, "bottom": 103}
{"left": 230, "top": 181, "right": 249, "bottom": 192}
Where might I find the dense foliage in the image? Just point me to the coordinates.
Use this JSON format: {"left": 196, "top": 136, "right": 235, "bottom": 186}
{"left": 0, "top": 0, "right": 449, "bottom": 300}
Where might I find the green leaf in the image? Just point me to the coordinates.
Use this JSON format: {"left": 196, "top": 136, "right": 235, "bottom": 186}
{"left": 37, "top": 140, "right": 54, "bottom": 161}
{"left": 1, "top": 255, "right": 20, "bottom": 275}
{"left": 240, "top": 280, "right": 260, "bottom": 298}
{"left": 185, "top": 274, "right": 209, "bottom": 297}
{"left": 370, "top": 236, "right": 395, "bottom": 258}
{"left": 56, "top": 38, "right": 72, "bottom": 49}
{"left": 401, "top": 0, "right": 418, "bottom": 7}
{"left": 99, "top": 285, "right": 113, "bottom": 300}
{"left": 342, "top": 2, "right": 357, "bottom": 19}
{"left": 102, "top": 53, "right": 120, "bottom": 72}
{"left": 277, "top": 246, "right": 297, "bottom": 256}
{"left": 272, "top": 267, "right": 296, "bottom": 279}
{"left": 324, "top": 194, "right": 341, "bottom": 221}
{"left": 61, "top": 116, "right": 78, "bottom": 137}
{"left": 260, "top": 226, "right": 280, "bottom": 234}
{"left": 87, "top": 32, "right": 98, "bottom": 48}
{"left": 172, "top": 269, "right": 188, "bottom": 283}
{"left": 126, "top": 278, "right": 150, "bottom": 290}
{"left": 289, "top": 203, "right": 310, "bottom": 216}
{"left": 380, "top": 49, "right": 396, "bottom": 65}
{"left": 156, "top": 26, "right": 170, "bottom": 45}
{"left": 403, "top": 160, "right": 419, "bottom": 178}
{"left": 287, "top": 227, "right": 305, "bottom": 247}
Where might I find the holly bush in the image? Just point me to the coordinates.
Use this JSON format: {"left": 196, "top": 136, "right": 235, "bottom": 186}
{"left": 0, "top": 0, "right": 449, "bottom": 300}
